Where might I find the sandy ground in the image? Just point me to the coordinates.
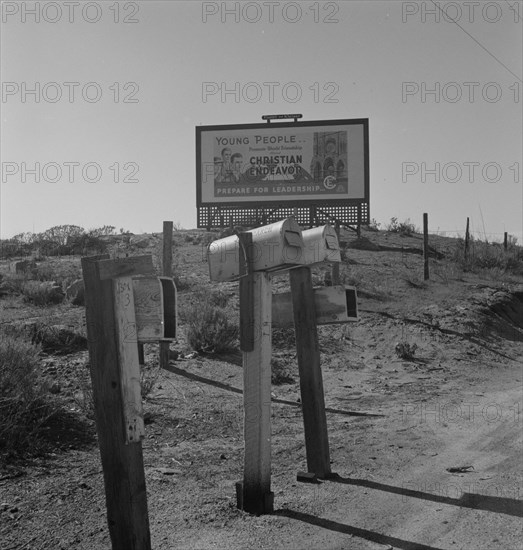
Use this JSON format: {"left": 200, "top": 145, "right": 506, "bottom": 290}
{"left": 1, "top": 228, "right": 522, "bottom": 550}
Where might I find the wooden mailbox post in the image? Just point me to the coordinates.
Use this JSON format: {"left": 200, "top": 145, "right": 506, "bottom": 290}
{"left": 81, "top": 255, "right": 176, "bottom": 549}
{"left": 208, "top": 219, "right": 359, "bottom": 512}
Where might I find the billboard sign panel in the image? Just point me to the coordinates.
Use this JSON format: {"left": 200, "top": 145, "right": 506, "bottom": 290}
{"left": 196, "top": 118, "right": 369, "bottom": 207}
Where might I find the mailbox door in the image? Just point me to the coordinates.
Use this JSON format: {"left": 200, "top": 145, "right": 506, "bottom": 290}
{"left": 132, "top": 277, "right": 164, "bottom": 342}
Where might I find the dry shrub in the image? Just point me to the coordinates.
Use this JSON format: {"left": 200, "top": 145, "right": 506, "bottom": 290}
{"left": 21, "top": 281, "right": 64, "bottom": 305}
{"left": 451, "top": 237, "right": 523, "bottom": 275}
{"left": 0, "top": 331, "right": 56, "bottom": 457}
{"left": 395, "top": 341, "right": 418, "bottom": 360}
{"left": 387, "top": 217, "right": 418, "bottom": 236}
{"left": 28, "top": 323, "right": 87, "bottom": 355}
{"left": 271, "top": 357, "right": 295, "bottom": 385}
{"left": 179, "top": 288, "right": 239, "bottom": 353}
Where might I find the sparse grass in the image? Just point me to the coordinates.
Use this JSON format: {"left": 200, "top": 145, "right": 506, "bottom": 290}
{"left": 179, "top": 288, "right": 239, "bottom": 353}
{"left": 21, "top": 281, "right": 65, "bottom": 306}
{"left": 432, "top": 260, "right": 464, "bottom": 285}
{"left": 33, "top": 260, "right": 81, "bottom": 288}
{"left": 387, "top": 217, "right": 418, "bottom": 236}
{"left": 73, "top": 365, "right": 95, "bottom": 420}
{"left": 450, "top": 237, "right": 523, "bottom": 277}
{"left": 0, "top": 329, "right": 59, "bottom": 459}
{"left": 403, "top": 272, "right": 428, "bottom": 289}
{"left": 141, "top": 361, "right": 162, "bottom": 399}
{"left": 341, "top": 270, "right": 393, "bottom": 301}
{"left": 27, "top": 322, "right": 87, "bottom": 355}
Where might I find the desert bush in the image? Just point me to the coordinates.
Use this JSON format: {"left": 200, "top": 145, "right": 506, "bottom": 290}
{"left": 21, "top": 281, "right": 65, "bottom": 306}
{"left": 387, "top": 217, "right": 418, "bottom": 236}
{"left": 0, "top": 330, "right": 56, "bottom": 457}
{"left": 394, "top": 341, "right": 418, "bottom": 360}
{"left": 450, "top": 237, "right": 523, "bottom": 275}
{"left": 32, "top": 260, "right": 81, "bottom": 286}
{"left": 28, "top": 322, "right": 87, "bottom": 355}
{"left": 272, "top": 326, "right": 296, "bottom": 349}
{"left": 367, "top": 218, "right": 382, "bottom": 231}
{"left": 179, "top": 288, "right": 239, "bottom": 353}
{"left": 271, "top": 357, "right": 295, "bottom": 385}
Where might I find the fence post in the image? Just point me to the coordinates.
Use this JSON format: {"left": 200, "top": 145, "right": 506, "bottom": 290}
{"left": 465, "top": 217, "right": 470, "bottom": 260}
{"left": 423, "top": 213, "right": 429, "bottom": 281}
{"left": 160, "top": 221, "right": 173, "bottom": 369}
{"left": 504, "top": 232, "right": 508, "bottom": 251}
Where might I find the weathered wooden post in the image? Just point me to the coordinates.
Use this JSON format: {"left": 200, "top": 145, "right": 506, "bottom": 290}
{"left": 290, "top": 225, "right": 341, "bottom": 479}
{"left": 504, "top": 232, "right": 508, "bottom": 251}
{"left": 81, "top": 255, "right": 153, "bottom": 550}
{"left": 465, "top": 217, "right": 470, "bottom": 260}
{"left": 160, "top": 221, "right": 173, "bottom": 369}
{"left": 290, "top": 266, "right": 332, "bottom": 479}
{"left": 207, "top": 220, "right": 355, "bottom": 503}
{"left": 331, "top": 220, "right": 341, "bottom": 285}
{"left": 236, "top": 232, "right": 274, "bottom": 514}
{"left": 208, "top": 218, "right": 305, "bottom": 514}
{"left": 423, "top": 213, "right": 429, "bottom": 281}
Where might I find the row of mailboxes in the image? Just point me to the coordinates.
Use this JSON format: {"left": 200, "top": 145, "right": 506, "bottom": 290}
{"left": 207, "top": 218, "right": 342, "bottom": 282}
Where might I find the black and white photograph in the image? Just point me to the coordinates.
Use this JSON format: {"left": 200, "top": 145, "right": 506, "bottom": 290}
{"left": 1, "top": 2, "right": 522, "bottom": 549}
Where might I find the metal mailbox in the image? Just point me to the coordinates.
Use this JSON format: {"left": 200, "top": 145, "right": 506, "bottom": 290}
{"left": 301, "top": 224, "right": 341, "bottom": 265}
{"left": 132, "top": 276, "right": 177, "bottom": 342}
{"left": 207, "top": 217, "right": 305, "bottom": 282}
{"left": 272, "top": 285, "right": 359, "bottom": 327}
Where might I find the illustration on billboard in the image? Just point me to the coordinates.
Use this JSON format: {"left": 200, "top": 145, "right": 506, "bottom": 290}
{"left": 197, "top": 119, "right": 368, "bottom": 206}
{"left": 211, "top": 131, "right": 348, "bottom": 197}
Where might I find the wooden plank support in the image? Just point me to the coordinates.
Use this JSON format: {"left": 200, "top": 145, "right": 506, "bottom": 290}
{"left": 160, "top": 221, "right": 173, "bottom": 368}
{"left": 98, "top": 255, "right": 155, "bottom": 280}
{"left": 81, "top": 255, "right": 151, "bottom": 550}
{"left": 290, "top": 266, "right": 332, "bottom": 479}
{"left": 113, "top": 276, "right": 145, "bottom": 444}
{"left": 237, "top": 232, "right": 274, "bottom": 514}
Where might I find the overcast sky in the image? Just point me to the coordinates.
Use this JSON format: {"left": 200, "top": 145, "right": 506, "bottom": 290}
{"left": 1, "top": 1, "right": 521, "bottom": 241}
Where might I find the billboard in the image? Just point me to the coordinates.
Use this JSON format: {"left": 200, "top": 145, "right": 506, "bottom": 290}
{"left": 196, "top": 118, "right": 369, "bottom": 207}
